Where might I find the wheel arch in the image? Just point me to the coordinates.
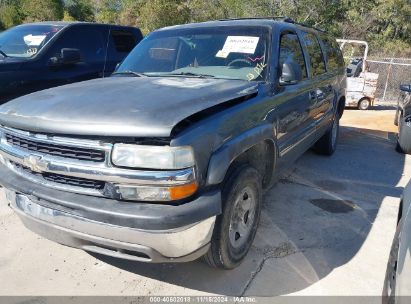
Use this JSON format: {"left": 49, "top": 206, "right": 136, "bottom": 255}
{"left": 206, "top": 124, "right": 276, "bottom": 189}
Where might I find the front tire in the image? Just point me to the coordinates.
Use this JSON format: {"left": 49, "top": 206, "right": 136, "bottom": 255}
{"left": 358, "top": 98, "right": 370, "bottom": 110}
{"left": 203, "top": 166, "right": 262, "bottom": 269}
{"left": 314, "top": 115, "right": 339, "bottom": 156}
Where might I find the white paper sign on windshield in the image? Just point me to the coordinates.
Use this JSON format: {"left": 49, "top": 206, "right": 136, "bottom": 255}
{"left": 216, "top": 36, "right": 260, "bottom": 58}
{"left": 23, "top": 34, "right": 47, "bottom": 46}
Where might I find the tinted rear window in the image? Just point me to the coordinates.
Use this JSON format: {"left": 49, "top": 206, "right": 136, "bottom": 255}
{"left": 111, "top": 30, "right": 136, "bottom": 53}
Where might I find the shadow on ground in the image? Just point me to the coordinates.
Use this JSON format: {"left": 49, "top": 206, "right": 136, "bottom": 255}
{"left": 92, "top": 125, "right": 405, "bottom": 296}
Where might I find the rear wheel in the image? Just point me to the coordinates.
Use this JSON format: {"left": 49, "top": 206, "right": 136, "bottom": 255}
{"left": 314, "top": 115, "right": 339, "bottom": 156}
{"left": 203, "top": 166, "right": 262, "bottom": 269}
{"left": 358, "top": 98, "right": 370, "bottom": 110}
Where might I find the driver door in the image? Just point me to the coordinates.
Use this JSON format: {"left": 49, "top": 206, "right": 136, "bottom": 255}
{"left": 26, "top": 26, "right": 107, "bottom": 94}
{"left": 275, "top": 31, "right": 316, "bottom": 165}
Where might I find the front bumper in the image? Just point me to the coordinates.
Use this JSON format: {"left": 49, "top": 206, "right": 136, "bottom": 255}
{"left": 7, "top": 191, "right": 215, "bottom": 262}
{"left": 0, "top": 163, "right": 221, "bottom": 262}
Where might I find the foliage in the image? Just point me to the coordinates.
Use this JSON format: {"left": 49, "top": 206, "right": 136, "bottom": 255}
{"left": 0, "top": 3, "right": 22, "bottom": 30}
{"left": 139, "top": 0, "right": 190, "bottom": 34}
{"left": 0, "top": 0, "right": 410, "bottom": 55}
{"left": 20, "top": 0, "right": 64, "bottom": 23}
{"left": 64, "top": 0, "right": 95, "bottom": 21}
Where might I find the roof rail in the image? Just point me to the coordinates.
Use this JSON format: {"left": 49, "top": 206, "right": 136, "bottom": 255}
{"left": 287, "top": 20, "right": 326, "bottom": 33}
{"left": 216, "top": 16, "right": 326, "bottom": 32}
{"left": 217, "top": 16, "right": 293, "bottom": 22}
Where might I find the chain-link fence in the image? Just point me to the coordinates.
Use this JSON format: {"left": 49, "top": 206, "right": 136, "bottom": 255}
{"left": 366, "top": 57, "right": 411, "bottom": 104}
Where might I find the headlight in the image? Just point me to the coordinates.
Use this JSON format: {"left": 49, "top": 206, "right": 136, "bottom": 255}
{"left": 111, "top": 144, "right": 195, "bottom": 169}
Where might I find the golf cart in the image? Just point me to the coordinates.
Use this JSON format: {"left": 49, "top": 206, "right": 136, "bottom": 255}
{"left": 337, "top": 39, "right": 379, "bottom": 110}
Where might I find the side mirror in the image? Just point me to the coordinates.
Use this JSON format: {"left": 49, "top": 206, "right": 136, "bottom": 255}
{"left": 280, "top": 60, "right": 303, "bottom": 85}
{"left": 400, "top": 84, "right": 411, "bottom": 92}
{"left": 49, "top": 48, "right": 81, "bottom": 67}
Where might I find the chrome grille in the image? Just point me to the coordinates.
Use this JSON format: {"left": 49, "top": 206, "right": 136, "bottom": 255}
{"left": 13, "top": 162, "right": 105, "bottom": 190}
{"left": 5, "top": 133, "right": 106, "bottom": 162}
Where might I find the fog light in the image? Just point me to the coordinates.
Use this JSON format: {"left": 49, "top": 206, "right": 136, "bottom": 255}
{"left": 116, "top": 182, "right": 198, "bottom": 201}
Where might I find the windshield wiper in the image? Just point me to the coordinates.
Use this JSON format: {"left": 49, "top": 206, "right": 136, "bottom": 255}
{"left": 157, "top": 72, "right": 216, "bottom": 78}
{"left": 0, "top": 50, "right": 7, "bottom": 58}
{"left": 112, "top": 70, "right": 147, "bottom": 77}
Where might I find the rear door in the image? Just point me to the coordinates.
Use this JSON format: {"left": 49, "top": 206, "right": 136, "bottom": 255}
{"left": 300, "top": 30, "right": 334, "bottom": 127}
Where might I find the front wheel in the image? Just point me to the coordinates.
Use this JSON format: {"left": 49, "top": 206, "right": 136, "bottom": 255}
{"left": 203, "top": 166, "right": 262, "bottom": 269}
{"left": 358, "top": 98, "right": 370, "bottom": 110}
{"left": 314, "top": 115, "right": 339, "bottom": 156}
{"left": 397, "top": 116, "right": 411, "bottom": 154}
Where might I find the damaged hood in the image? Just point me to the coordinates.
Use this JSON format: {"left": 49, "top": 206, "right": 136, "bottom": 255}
{"left": 0, "top": 76, "right": 258, "bottom": 137}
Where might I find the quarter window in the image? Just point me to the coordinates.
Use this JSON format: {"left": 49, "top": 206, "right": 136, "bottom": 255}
{"left": 279, "top": 33, "right": 307, "bottom": 79}
{"left": 302, "top": 32, "right": 327, "bottom": 77}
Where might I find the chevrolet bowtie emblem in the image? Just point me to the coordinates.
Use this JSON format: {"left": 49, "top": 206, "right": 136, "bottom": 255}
{"left": 23, "top": 155, "right": 48, "bottom": 173}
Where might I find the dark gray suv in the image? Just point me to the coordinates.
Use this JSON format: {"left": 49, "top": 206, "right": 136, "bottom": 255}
{"left": 0, "top": 18, "right": 346, "bottom": 269}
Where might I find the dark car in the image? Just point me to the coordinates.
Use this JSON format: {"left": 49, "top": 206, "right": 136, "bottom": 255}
{"left": 0, "top": 18, "right": 346, "bottom": 269}
{"left": 395, "top": 84, "right": 411, "bottom": 154}
{"left": 0, "top": 21, "right": 143, "bottom": 103}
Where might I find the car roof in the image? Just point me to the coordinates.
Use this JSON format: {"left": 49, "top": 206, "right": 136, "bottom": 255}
{"left": 18, "top": 21, "right": 138, "bottom": 30}
{"left": 157, "top": 18, "right": 326, "bottom": 34}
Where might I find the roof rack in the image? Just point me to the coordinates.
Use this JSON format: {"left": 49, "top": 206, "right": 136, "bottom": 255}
{"left": 217, "top": 16, "right": 292, "bottom": 22}
{"left": 217, "top": 16, "right": 326, "bottom": 32}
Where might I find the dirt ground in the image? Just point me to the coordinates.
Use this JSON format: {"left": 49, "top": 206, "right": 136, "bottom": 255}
{"left": 341, "top": 107, "right": 398, "bottom": 137}
{"left": 0, "top": 108, "right": 409, "bottom": 298}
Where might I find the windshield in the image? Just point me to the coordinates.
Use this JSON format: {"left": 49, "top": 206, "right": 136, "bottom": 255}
{"left": 0, "top": 24, "right": 64, "bottom": 58}
{"left": 116, "top": 26, "right": 270, "bottom": 81}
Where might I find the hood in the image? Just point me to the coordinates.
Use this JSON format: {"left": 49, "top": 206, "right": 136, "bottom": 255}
{"left": 0, "top": 76, "right": 258, "bottom": 137}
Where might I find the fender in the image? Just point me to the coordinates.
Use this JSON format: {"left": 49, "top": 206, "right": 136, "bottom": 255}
{"left": 206, "top": 123, "right": 275, "bottom": 186}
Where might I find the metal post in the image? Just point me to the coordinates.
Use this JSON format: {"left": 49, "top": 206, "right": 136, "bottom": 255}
{"left": 382, "top": 58, "right": 394, "bottom": 102}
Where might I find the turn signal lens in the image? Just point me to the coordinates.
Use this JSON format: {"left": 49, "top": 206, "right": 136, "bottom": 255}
{"left": 169, "top": 182, "right": 198, "bottom": 201}
{"left": 116, "top": 182, "right": 198, "bottom": 202}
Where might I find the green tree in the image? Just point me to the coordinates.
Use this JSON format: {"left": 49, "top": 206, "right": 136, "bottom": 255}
{"left": 118, "top": 0, "right": 145, "bottom": 26}
{"left": 138, "top": 0, "right": 190, "bottom": 33}
{"left": 64, "top": 0, "right": 95, "bottom": 21}
{"left": 20, "top": 0, "right": 64, "bottom": 22}
{"left": 93, "top": 0, "right": 122, "bottom": 24}
{"left": 0, "top": 3, "right": 22, "bottom": 30}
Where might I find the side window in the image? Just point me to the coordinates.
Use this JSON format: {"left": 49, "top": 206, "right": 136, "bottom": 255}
{"left": 302, "top": 32, "right": 327, "bottom": 77}
{"left": 111, "top": 30, "right": 137, "bottom": 53}
{"left": 49, "top": 27, "right": 105, "bottom": 63}
{"left": 320, "top": 35, "right": 345, "bottom": 71}
{"left": 279, "top": 33, "right": 307, "bottom": 79}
